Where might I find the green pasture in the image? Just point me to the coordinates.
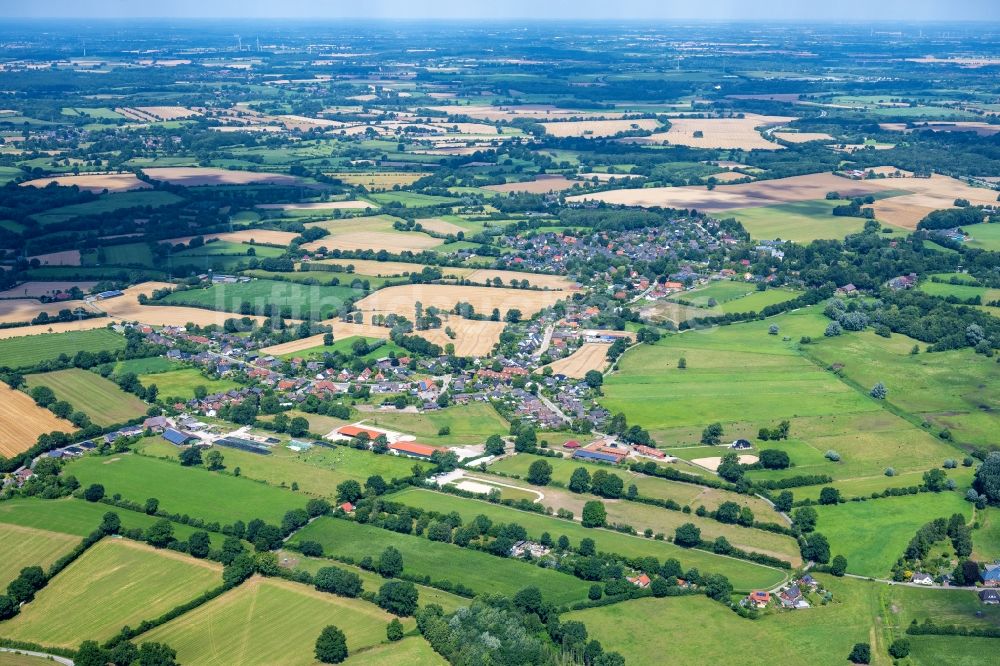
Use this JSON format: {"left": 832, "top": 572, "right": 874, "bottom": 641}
{"left": 963, "top": 222, "right": 1000, "bottom": 251}
{"left": 813, "top": 491, "right": 971, "bottom": 577}
{"left": 0, "top": 523, "right": 78, "bottom": 587}
{"left": 724, "top": 200, "right": 875, "bottom": 243}
{"left": 31, "top": 191, "right": 183, "bottom": 226}
{"left": 65, "top": 454, "right": 306, "bottom": 525}
{"left": 290, "top": 517, "right": 594, "bottom": 605}
{"left": 369, "top": 191, "right": 457, "bottom": 207}
{"left": 136, "top": 367, "right": 240, "bottom": 401}
{"left": 361, "top": 403, "right": 509, "bottom": 446}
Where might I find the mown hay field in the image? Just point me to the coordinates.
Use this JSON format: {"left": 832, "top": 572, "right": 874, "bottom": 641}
{"left": 139, "top": 576, "right": 405, "bottom": 666}
{"left": 0, "top": 538, "right": 221, "bottom": 648}
{"left": 25, "top": 368, "right": 148, "bottom": 426}
{"left": 0, "top": 523, "right": 78, "bottom": 587}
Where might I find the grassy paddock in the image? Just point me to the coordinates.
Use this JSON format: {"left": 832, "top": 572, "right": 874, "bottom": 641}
{"left": 0, "top": 523, "right": 78, "bottom": 587}
{"left": 362, "top": 403, "right": 509, "bottom": 446}
{"left": 136, "top": 367, "right": 240, "bottom": 401}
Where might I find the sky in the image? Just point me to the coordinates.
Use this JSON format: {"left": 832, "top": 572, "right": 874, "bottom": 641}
{"left": 10, "top": 0, "right": 1000, "bottom": 21}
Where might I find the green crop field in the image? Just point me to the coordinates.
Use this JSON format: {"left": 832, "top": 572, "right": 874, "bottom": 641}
{"left": 565, "top": 576, "right": 887, "bottom": 666}
{"left": 813, "top": 491, "right": 972, "bottom": 577}
{"left": 134, "top": 440, "right": 418, "bottom": 500}
{"left": 158, "top": 278, "right": 362, "bottom": 319}
{"left": 278, "top": 337, "right": 407, "bottom": 361}
{"left": 291, "top": 517, "right": 595, "bottom": 605}
{"left": 725, "top": 200, "right": 878, "bottom": 243}
{"left": 173, "top": 240, "right": 284, "bottom": 258}
{"left": 65, "top": 454, "right": 306, "bottom": 525}
{"left": 25, "top": 368, "right": 148, "bottom": 426}
{"left": 82, "top": 242, "right": 156, "bottom": 267}
{"left": 0, "top": 523, "right": 78, "bottom": 587}
{"left": 139, "top": 576, "right": 402, "bottom": 665}
{"left": 137, "top": 367, "right": 240, "bottom": 401}
{"left": 0, "top": 539, "right": 221, "bottom": 648}
{"left": 31, "top": 191, "right": 183, "bottom": 226}
{"left": 113, "top": 356, "right": 178, "bottom": 375}
{"left": 362, "top": 403, "right": 509, "bottom": 446}
{"left": 0, "top": 328, "right": 124, "bottom": 369}
{"left": 0, "top": 497, "right": 233, "bottom": 549}
{"left": 387, "top": 488, "right": 787, "bottom": 590}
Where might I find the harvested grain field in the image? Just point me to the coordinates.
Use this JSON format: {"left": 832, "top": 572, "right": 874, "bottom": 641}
{"left": 256, "top": 201, "right": 376, "bottom": 211}
{"left": 133, "top": 106, "right": 201, "bottom": 120}
{"left": 19, "top": 173, "right": 150, "bottom": 194}
{"left": 541, "top": 118, "right": 661, "bottom": 138}
{"left": 484, "top": 175, "right": 581, "bottom": 194}
{"left": 544, "top": 343, "right": 610, "bottom": 378}
{"left": 635, "top": 114, "right": 793, "bottom": 150}
{"left": 417, "top": 217, "right": 468, "bottom": 235}
{"left": 28, "top": 250, "right": 81, "bottom": 266}
{"left": 302, "top": 231, "right": 440, "bottom": 253}
{"left": 773, "top": 131, "right": 836, "bottom": 143}
{"left": 415, "top": 318, "right": 506, "bottom": 356}
{"left": 567, "top": 171, "right": 890, "bottom": 211}
{"left": 0, "top": 281, "right": 97, "bottom": 298}
{"left": 326, "top": 172, "right": 429, "bottom": 190}
{"left": 356, "top": 284, "right": 564, "bottom": 319}
{"left": 0, "top": 299, "right": 94, "bottom": 325}
{"left": 0, "top": 383, "right": 76, "bottom": 457}
{"left": 163, "top": 229, "right": 300, "bottom": 247}
{"left": 308, "top": 258, "right": 473, "bottom": 279}
{"left": 426, "top": 104, "right": 624, "bottom": 122}
{"left": 0, "top": 318, "right": 112, "bottom": 340}
{"left": 868, "top": 174, "right": 1000, "bottom": 229}
{"left": 142, "top": 167, "right": 302, "bottom": 187}
{"left": 463, "top": 269, "right": 576, "bottom": 291}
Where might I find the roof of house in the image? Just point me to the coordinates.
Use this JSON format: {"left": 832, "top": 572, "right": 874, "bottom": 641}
{"left": 749, "top": 591, "right": 770, "bottom": 602}
{"left": 389, "top": 441, "right": 441, "bottom": 458}
{"left": 162, "top": 428, "right": 192, "bottom": 445}
{"left": 983, "top": 567, "right": 1000, "bottom": 581}
{"left": 337, "top": 425, "right": 384, "bottom": 440}
{"left": 980, "top": 589, "right": 1000, "bottom": 600}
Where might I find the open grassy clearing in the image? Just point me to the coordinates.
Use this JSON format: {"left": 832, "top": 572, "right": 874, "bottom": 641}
{"left": 791, "top": 465, "right": 975, "bottom": 503}
{"left": 0, "top": 383, "right": 76, "bottom": 457}
{"left": 565, "top": 576, "right": 884, "bottom": 666}
{"left": 972, "top": 507, "right": 1000, "bottom": 563}
{"left": 369, "top": 191, "right": 457, "bottom": 207}
{"left": 25, "top": 368, "right": 148, "bottom": 426}
{"left": 963, "top": 222, "right": 1000, "bottom": 251}
{"left": 387, "top": 488, "right": 786, "bottom": 590}
{"left": 361, "top": 403, "right": 509, "bottom": 446}
{"left": 139, "top": 576, "right": 403, "bottom": 666}
{"left": 291, "top": 517, "right": 594, "bottom": 605}
{"left": 137, "top": 367, "right": 240, "bottom": 401}
{"left": 0, "top": 538, "right": 221, "bottom": 648}
{"left": 0, "top": 327, "right": 124, "bottom": 369}
{"left": 277, "top": 336, "right": 407, "bottom": 361}
{"left": 135, "top": 438, "right": 418, "bottom": 499}
{"left": 65, "top": 454, "right": 306, "bottom": 525}
{"left": 0, "top": 523, "right": 78, "bottom": 587}
{"left": 813, "top": 491, "right": 972, "bottom": 577}
{"left": 158, "top": 279, "right": 361, "bottom": 319}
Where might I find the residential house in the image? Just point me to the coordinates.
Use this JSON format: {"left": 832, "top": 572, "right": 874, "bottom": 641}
{"left": 747, "top": 590, "right": 771, "bottom": 609}
{"left": 911, "top": 572, "right": 934, "bottom": 586}
{"left": 982, "top": 563, "right": 1000, "bottom": 587}
{"left": 627, "top": 574, "right": 651, "bottom": 589}
{"left": 980, "top": 589, "right": 1000, "bottom": 605}
{"left": 779, "top": 585, "right": 809, "bottom": 609}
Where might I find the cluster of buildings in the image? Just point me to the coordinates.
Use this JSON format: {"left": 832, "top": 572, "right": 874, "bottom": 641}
{"left": 744, "top": 575, "right": 822, "bottom": 611}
